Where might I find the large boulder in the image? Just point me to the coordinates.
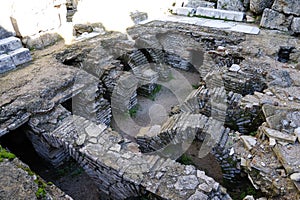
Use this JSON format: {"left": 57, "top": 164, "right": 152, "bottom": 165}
{"left": 217, "top": 0, "right": 245, "bottom": 12}
{"left": 272, "top": 0, "right": 300, "bottom": 16}
{"left": 250, "top": 0, "right": 274, "bottom": 14}
{"left": 260, "top": 8, "right": 293, "bottom": 31}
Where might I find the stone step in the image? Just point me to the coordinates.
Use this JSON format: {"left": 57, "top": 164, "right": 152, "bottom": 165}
{"left": 0, "top": 36, "right": 23, "bottom": 53}
{"left": 9, "top": 47, "right": 32, "bottom": 66}
{"left": 0, "top": 54, "right": 16, "bottom": 74}
{"left": 196, "top": 7, "right": 245, "bottom": 22}
{"left": 174, "top": 7, "right": 196, "bottom": 16}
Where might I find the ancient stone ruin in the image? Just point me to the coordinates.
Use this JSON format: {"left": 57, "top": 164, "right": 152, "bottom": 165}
{"left": 0, "top": 0, "right": 300, "bottom": 200}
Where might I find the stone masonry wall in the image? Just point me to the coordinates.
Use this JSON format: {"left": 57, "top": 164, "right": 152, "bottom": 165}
{"left": 41, "top": 114, "right": 231, "bottom": 200}
{"left": 260, "top": 0, "right": 300, "bottom": 34}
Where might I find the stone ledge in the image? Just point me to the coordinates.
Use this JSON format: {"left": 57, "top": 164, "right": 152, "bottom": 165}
{"left": 174, "top": 7, "right": 196, "bottom": 16}
{"left": 9, "top": 48, "right": 32, "bottom": 66}
{"left": 196, "top": 7, "right": 245, "bottom": 22}
{"left": 0, "top": 36, "right": 22, "bottom": 53}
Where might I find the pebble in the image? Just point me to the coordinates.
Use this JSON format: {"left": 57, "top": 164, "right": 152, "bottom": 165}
{"left": 288, "top": 96, "right": 294, "bottom": 101}
{"left": 290, "top": 173, "right": 300, "bottom": 182}
{"left": 229, "top": 147, "right": 234, "bottom": 156}
{"left": 269, "top": 137, "right": 276, "bottom": 146}
{"left": 217, "top": 46, "right": 226, "bottom": 52}
{"left": 229, "top": 64, "right": 240, "bottom": 72}
{"left": 265, "top": 91, "right": 273, "bottom": 96}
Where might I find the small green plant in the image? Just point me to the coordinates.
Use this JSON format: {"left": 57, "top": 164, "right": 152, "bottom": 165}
{"left": 192, "top": 84, "right": 200, "bottom": 89}
{"left": 129, "top": 104, "right": 139, "bottom": 118}
{"left": 148, "top": 85, "right": 162, "bottom": 101}
{"left": 177, "top": 154, "right": 195, "bottom": 165}
{"left": 249, "top": 131, "right": 257, "bottom": 136}
{"left": 35, "top": 187, "right": 47, "bottom": 199}
{"left": 0, "top": 145, "right": 16, "bottom": 162}
{"left": 34, "top": 179, "right": 47, "bottom": 199}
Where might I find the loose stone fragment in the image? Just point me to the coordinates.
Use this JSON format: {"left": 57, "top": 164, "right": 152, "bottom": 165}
{"left": 290, "top": 173, "right": 300, "bottom": 182}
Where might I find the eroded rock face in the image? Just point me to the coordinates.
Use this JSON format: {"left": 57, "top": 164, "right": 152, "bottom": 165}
{"left": 272, "top": 0, "right": 300, "bottom": 16}
{"left": 0, "top": 158, "right": 71, "bottom": 200}
{"left": 217, "top": 0, "right": 246, "bottom": 11}
{"left": 0, "top": 159, "right": 38, "bottom": 199}
{"left": 260, "top": 0, "right": 300, "bottom": 33}
{"left": 250, "top": 0, "right": 274, "bottom": 14}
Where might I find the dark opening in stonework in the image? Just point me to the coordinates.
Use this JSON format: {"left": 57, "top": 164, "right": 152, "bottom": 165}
{"left": 0, "top": 126, "right": 102, "bottom": 200}
{"left": 277, "top": 46, "right": 295, "bottom": 63}
{"left": 61, "top": 97, "right": 73, "bottom": 113}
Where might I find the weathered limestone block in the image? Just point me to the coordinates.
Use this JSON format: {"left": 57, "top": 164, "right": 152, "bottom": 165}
{"left": 272, "top": 0, "right": 300, "bottom": 16}
{"left": 291, "top": 17, "right": 300, "bottom": 34}
{"left": 217, "top": 0, "right": 246, "bottom": 12}
{"left": 0, "top": 54, "right": 15, "bottom": 74}
{"left": 174, "top": 7, "right": 196, "bottom": 16}
{"left": 9, "top": 48, "right": 32, "bottom": 66}
{"left": 196, "top": 7, "right": 245, "bottom": 21}
{"left": 250, "top": 0, "right": 275, "bottom": 14}
{"left": 260, "top": 8, "right": 293, "bottom": 31}
{"left": 185, "top": 0, "right": 215, "bottom": 8}
{"left": 130, "top": 11, "right": 148, "bottom": 24}
{"left": 273, "top": 143, "right": 300, "bottom": 174}
{"left": 22, "top": 32, "right": 62, "bottom": 50}
{"left": 0, "top": 37, "right": 22, "bottom": 53}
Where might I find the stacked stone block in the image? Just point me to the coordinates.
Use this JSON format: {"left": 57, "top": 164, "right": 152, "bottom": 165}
{"left": 0, "top": 36, "right": 31, "bottom": 74}
{"left": 260, "top": 0, "right": 300, "bottom": 34}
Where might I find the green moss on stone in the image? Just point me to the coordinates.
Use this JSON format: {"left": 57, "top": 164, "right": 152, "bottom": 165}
{"left": 0, "top": 145, "right": 16, "bottom": 162}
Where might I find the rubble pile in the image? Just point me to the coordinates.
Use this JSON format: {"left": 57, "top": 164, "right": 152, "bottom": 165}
{"left": 232, "top": 105, "right": 300, "bottom": 199}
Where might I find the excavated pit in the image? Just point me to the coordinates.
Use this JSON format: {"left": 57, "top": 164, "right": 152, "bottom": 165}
{"left": 52, "top": 37, "right": 271, "bottom": 199}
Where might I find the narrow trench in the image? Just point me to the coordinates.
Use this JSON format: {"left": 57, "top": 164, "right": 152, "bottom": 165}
{"left": 0, "top": 126, "right": 102, "bottom": 200}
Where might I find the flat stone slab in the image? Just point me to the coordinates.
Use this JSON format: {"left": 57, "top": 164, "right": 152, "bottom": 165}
{"left": 174, "top": 7, "right": 196, "bottom": 16}
{"left": 262, "top": 126, "right": 297, "bottom": 143}
{"left": 229, "top": 24, "right": 260, "bottom": 34}
{"left": 273, "top": 143, "right": 300, "bottom": 174}
{"left": 9, "top": 48, "right": 32, "bottom": 66}
{"left": 0, "top": 54, "right": 16, "bottom": 74}
{"left": 196, "top": 7, "right": 245, "bottom": 22}
{"left": 0, "top": 36, "right": 22, "bottom": 53}
{"left": 144, "top": 15, "right": 260, "bottom": 35}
